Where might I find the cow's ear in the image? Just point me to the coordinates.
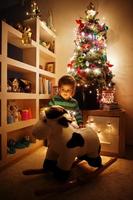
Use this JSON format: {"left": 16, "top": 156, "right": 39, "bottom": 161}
{"left": 58, "top": 117, "right": 72, "bottom": 127}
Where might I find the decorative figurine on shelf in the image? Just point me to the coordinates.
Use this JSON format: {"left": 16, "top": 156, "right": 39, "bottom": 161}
{"left": 15, "top": 136, "right": 31, "bottom": 149}
{"left": 7, "top": 139, "right": 16, "bottom": 154}
{"left": 13, "top": 105, "right": 20, "bottom": 122}
{"left": 15, "top": 23, "right": 32, "bottom": 45}
{"left": 32, "top": 105, "right": 102, "bottom": 181}
{"left": 7, "top": 110, "right": 14, "bottom": 124}
{"left": 19, "top": 79, "right": 32, "bottom": 93}
{"left": 7, "top": 102, "right": 20, "bottom": 123}
{"left": 22, "top": 26, "right": 32, "bottom": 45}
{"left": 7, "top": 78, "right": 32, "bottom": 93}
{"left": 12, "top": 78, "right": 20, "bottom": 92}
{"left": 40, "top": 40, "right": 51, "bottom": 49}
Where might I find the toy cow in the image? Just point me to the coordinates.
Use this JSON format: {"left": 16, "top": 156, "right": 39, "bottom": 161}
{"left": 32, "top": 105, "right": 102, "bottom": 181}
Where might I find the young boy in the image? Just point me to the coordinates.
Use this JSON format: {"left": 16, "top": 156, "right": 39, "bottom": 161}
{"left": 49, "top": 74, "right": 83, "bottom": 128}
{"left": 42, "top": 75, "right": 83, "bottom": 170}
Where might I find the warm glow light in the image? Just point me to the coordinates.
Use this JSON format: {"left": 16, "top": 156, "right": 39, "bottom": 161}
{"left": 85, "top": 61, "right": 90, "bottom": 67}
{"left": 67, "top": 68, "right": 75, "bottom": 73}
{"left": 90, "top": 118, "right": 94, "bottom": 123}
{"left": 88, "top": 34, "right": 93, "bottom": 40}
{"left": 72, "top": 111, "right": 76, "bottom": 116}
{"left": 107, "top": 122, "right": 111, "bottom": 127}
{"left": 97, "top": 129, "right": 101, "bottom": 133}
{"left": 94, "top": 68, "right": 101, "bottom": 75}
{"left": 77, "top": 45, "right": 81, "bottom": 50}
{"left": 81, "top": 32, "right": 85, "bottom": 37}
{"left": 70, "top": 56, "right": 75, "bottom": 61}
{"left": 90, "top": 48, "right": 95, "bottom": 53}
{"left": 85, "top": 68, "right": 90, "bottom": 73}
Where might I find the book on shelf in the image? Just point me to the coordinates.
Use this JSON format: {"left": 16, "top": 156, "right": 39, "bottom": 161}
{"left": 39, "top": 77, "right": 53, "bottom": 95}
{"left": 39, "top": 76, "right": 43, "bottom": 94}
{"left": 48, "top": 80, "right": 52, "bottom": 94}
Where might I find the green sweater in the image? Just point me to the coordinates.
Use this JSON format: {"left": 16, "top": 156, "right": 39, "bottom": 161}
{"left": 48, "top": 95, "right": 83, "bottom": 125}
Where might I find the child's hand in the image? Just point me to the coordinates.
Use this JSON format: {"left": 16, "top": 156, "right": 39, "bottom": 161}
{"left": 79, "top": 123, "right": 85, "bottom": 128}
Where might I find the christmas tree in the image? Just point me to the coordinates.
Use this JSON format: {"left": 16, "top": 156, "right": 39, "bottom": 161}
{"left": 67, "top": 2, "right": 115, "bottom": 109}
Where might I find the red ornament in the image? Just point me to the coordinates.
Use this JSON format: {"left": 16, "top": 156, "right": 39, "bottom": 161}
{"left": 106, "top": 61, "right": 113, "bottom": 67}
{"left": 76, "top": 19, "right": 84, "bottom": 29}
{"left": 90, "top": 63, "right": 96, "bottom": 68}
{"left": 77, "top": 67, "right": 81, "bottom": 74}
{"left": 82, "top": 43, "right": 91, "bottom": 50}
{"left": 67, "top": 63, "right": 72, "bottom": 68}
{"left": 76, "top": 19, "right": 82, "bottom": 25}
{"left": 77, "top": 68, "right": 87, "bottom": 78}
{"left": 67, "top": 60, "right": 75, "bottom": 68}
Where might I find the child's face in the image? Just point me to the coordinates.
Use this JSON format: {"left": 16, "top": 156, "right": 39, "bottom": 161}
{"left": 59, "top": 84, "right": 73, "bottom": 100}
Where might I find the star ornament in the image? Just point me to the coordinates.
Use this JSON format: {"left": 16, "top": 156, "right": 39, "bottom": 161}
{"left": 87, "top": 9, "right": 97, "bottom": 18}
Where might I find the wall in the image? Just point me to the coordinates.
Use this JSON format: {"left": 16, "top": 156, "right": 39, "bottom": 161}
{"left": 37, "top": 0, "right": 133, "bottom": 145}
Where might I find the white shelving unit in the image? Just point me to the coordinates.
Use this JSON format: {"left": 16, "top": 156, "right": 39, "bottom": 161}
{"left": 0, "top": 18, "right": 56, "bottom": 168}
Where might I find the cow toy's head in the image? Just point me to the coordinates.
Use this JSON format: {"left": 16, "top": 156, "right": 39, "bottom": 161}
{"left": 32, "top": 105, "right": 73, "bottom": 139}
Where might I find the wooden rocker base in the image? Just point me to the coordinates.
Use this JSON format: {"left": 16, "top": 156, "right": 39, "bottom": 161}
{"left": 29, "top": 156, "right": 117, "bottom": 196}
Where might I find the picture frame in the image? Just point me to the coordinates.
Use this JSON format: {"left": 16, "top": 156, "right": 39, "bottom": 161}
{"left": 45, "top": 62, "right": 55, "bottom": 73}
{"left": 52, "top": 85, "right": 58, "bottom": 96}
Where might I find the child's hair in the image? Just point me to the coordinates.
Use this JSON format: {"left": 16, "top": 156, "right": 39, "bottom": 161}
{"left": 58, "top": 74, "right": 76, "bottom": 91}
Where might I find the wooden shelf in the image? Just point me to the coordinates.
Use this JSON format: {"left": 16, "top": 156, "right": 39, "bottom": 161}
{"left": 7, "top": 140, "right": 43, "bottom": 159}
{"left": 39, "top": 94, "right": 51, "bottom": 99}
{"left": 6, "top": 118, "right": 37, "bottom": 132}
{"left": 83, "top": 109, "right": 125, "bottom": 117}
{"left": 7, "top": 57, "right": 37, "bottom": 73}
{"left": 39, "top": 68, "right": 56, "bottom": 79}
{"left": 39, "top": 44, "right": 56, "bottom": 59}
{"left": 7, "top": 93, "right": 37, "bottom": 99}
{"left": 39, "top": 19, "right": 56, "bottom": 39}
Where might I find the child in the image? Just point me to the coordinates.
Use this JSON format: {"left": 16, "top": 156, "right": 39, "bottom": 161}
{"left": 49, "top": 74, "right": 83, "bottom": 128}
